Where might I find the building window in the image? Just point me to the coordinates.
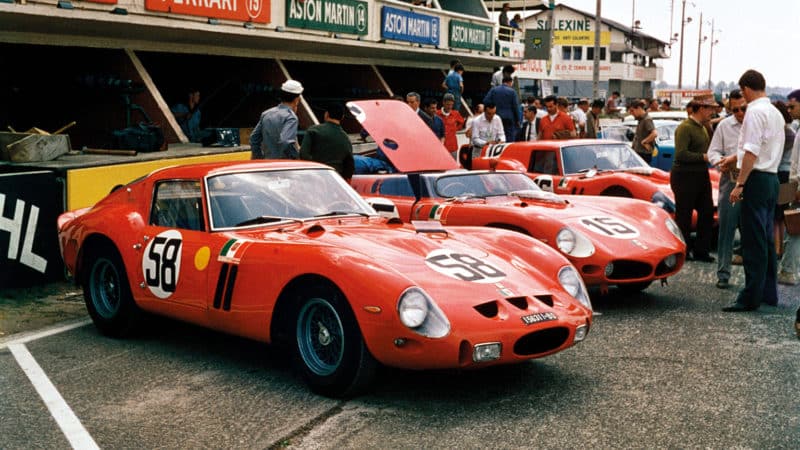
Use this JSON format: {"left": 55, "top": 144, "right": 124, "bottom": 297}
{"left": 572, "top": 46, "right": 583, "bottom": 60}
{"left": 562, "top": 46, "right": 572, "bottom": 60}
{"left": 610, "top": 51, "right": 623, "bottom": 62}
{"left": 586, "top": 47, "right": 606, "bottom": 61}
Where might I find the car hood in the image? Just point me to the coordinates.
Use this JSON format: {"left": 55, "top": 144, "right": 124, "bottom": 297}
{"left": 233, "top": 218, "right": 569, "bottom": 303}
{"left": 347, "top": 99, "right": 459, "bottom": 172}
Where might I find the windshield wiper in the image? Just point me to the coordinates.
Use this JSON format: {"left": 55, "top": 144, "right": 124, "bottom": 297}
{"left": 235, "top": 216, "right": 290, "bottom": 227}
{"left": 313, "top": 211, "right": 370, "bottom": 218}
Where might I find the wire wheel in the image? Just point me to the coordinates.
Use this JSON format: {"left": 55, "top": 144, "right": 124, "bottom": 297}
{"left": 296, "top": 298, "right": 345, "bottom": 377}
{"left": 88, "top": 256, "right": 122, "bottom": 320}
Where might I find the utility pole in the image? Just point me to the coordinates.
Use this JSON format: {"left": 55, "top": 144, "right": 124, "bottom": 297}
{"left": 678, "top": 0, "right": 687, "bottom": 89}
{"left": 707, "top": 18, "right": 717, "bottom": 90}
{"left": 695, "top": 11, "right": 704, "bottom": 89}
{"left": 593, "top": 0, "right": 601, "bottom": 99}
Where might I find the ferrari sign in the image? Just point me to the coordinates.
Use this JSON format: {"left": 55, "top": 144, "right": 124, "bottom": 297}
{"left": 145, "top": 0, "right": 270, "bottom": 23}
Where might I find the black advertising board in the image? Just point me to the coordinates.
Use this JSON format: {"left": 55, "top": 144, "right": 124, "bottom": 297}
{"left": 0, "top": 171, "right": 65, "bottom": 287}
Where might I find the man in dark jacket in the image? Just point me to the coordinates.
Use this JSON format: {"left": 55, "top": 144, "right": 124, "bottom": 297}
{"left": 299, "top": 104, "right": 354, "bottom": 180}
{"left": 483, "top": 76, "right": 520, "bottom": 145}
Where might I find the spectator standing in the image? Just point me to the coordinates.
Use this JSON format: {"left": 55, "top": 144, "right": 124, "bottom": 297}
{"left": 648, "top": 98, "right": 660, "bottom": 112}
{"left": 671, "top": 93, "right": 716, "bottom": 263}
{"left": 571, "top": 99, "right": 589, "bottom": 138}
{"left": 516, "top": 105, "right": 538, "bottom": 142}
{"left": 605, "top": 91, "right": 621, "bottom": 117}
{"left": 628, "top": 99, "right": 658, "bottom": 163}
{"left": 465, "top": 103, "right": 484, "bottom": 140}
{"left": 538, "top": 95, "right": 576, "bottom": 139}
{"left": 509, "top": 14, "right": 523, "bottom": 39}
{"left": 420, "top": 98, "right": 445, "bottom": 143}
{"left": 171, "top": 87, "right": 203, "bottom": 143}
{"left": 469, "top": 102, "right": 505, "bottom": 158}
{"left": 491, "top": 65, "right": 515, "bottom": 88}
{"left": 251, "top": 79, "right": 304, "bottom": 159}
{"left": 299, "top": 104, "right": 354, "bottom": 181}
{"left": 723, "top": 69, "right": 785, "bottom": 312}
{"left": 437, "top": 93, "right": 465, "bottom": 159}
{"left": 707, "top": 89, "right": 746, "bottom": 289}
{"left": 406, "top": 91, "right": 421, "bottom": 112}
{"left": 498, "top": 3, "right": 511, "bottom": 41}
{"left": 442, "top": 63, "right": 465, "bottom": 113}
{"left": 779, "top": 89, "right": 800, "bottom": 286}
{"left": 483, "top": 76, "right": 521, "bottom": 146}
{"left": 773, "top": 101, "right": 796, "bottom": 258}
{"left": 585, "top": 99, "right": 603, "bottom": 138}
{"left": 660, "top": 99, "right": 672, "bottom": 111}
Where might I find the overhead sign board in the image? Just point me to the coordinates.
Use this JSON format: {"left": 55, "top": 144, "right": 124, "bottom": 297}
{"left": 286, "top": 0, "right": 368, "bottom": 35}
{"left": 553, "top": 31, "right": 611, "bottom": 46}
{"left": 448, "top": 20, "right": 492, "bottom": 52}
{"left": 523, "top": 29, "right": 551, "bottom": 60}
{"left": 381, "top": 6, "right": 440, "bottom": 46}
{"left": 145, "top": 0, "right": 270, "bottom": 23}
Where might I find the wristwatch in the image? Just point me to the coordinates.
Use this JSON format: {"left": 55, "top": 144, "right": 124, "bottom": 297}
{"left": 736, "top": 183, "right": 745, "bottom": 188}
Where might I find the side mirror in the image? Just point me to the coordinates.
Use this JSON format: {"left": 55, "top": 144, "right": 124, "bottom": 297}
{"left": 365, "top": 197, "right": 399, "bottom": 219}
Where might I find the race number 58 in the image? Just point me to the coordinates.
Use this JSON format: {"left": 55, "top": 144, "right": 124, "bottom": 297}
{"left": 425, "top": 249, "right": 506, "bottom": 283}
{"left": 142, "top": 229, "right": 183, "bottom": 298}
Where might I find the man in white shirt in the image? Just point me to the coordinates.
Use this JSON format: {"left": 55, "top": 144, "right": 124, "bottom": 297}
{"left": 470, "top": 102, "right": 505, "bottom": 158}
{"left": 707, "top": 89, "right": 746, "bottom": 289}
{"left": 724, "top": 70, "right": 785, "bottom": 312}
{"left": 570, "top": 99, "right": 589, "bottom": 138}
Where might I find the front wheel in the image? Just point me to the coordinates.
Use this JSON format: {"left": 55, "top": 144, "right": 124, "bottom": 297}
{"left": 294, "top": 287, "right": 377, "bottom": 398}
{"left": 83, "top": 246, "right": 140, "bottom": 337}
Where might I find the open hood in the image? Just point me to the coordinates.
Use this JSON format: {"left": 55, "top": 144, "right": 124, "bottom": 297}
{"left": 347, "top": 99, "right": 460, "bottom": 172}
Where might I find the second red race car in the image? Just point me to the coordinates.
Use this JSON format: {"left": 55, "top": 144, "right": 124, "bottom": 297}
{"left": 348, "top": 100, "right": 686, "bottom": 293}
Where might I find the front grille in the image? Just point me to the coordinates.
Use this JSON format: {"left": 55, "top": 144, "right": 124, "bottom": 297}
{"left": 608, "top": 260, "right": 652, "bottom": 280}
{"left": 655, "top": 254, "right": 682, "bottom": 276}
{"left": 513, "top": 327, "right": 570, "bottom": 355}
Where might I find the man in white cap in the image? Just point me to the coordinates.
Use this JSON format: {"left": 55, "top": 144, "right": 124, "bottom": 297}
{"left": 250, "top": 79, "right": 304, "bottom": 159}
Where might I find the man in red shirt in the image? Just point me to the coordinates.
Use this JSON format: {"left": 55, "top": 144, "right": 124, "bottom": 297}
{"left": 538, "top": 95, "right": 576, "bottom": 140}
{"left": 437, "top": 93, "right": 465, "bottom": 159}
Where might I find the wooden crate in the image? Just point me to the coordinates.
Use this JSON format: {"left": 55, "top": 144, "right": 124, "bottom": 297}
{"left": 0, "top": 132, "right": 71, "bottom": 162}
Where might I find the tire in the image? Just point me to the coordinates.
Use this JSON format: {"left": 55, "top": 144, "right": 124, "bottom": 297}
{"left": 293, "top": 286, "right": 377, "bottom": 398}
{"left": 616, "top": 280, "right": 653, "bottom": 294}
{"left": 83, "top": 245, "right": 140, "bottom": 338}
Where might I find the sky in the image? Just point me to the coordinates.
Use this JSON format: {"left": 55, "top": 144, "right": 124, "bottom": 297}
{"left": 539, "top": 0, "right": 800, "bottom": 89}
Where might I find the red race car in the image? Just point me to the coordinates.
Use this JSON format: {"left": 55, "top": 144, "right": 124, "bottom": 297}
{"left": 348, "top": 100, "right": 686, "bottom": 293}
{"left": 58, "top": 160, "right": 592, "bottom": 397}
{"left": 471, "top": 139, "right": 719, "bottom": 229}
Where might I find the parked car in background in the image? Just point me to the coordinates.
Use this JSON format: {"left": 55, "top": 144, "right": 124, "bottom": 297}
{"left": 601, "top": 119, "right": 680, "bottom": 171}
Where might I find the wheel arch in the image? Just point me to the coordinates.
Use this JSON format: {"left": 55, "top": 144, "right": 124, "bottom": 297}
{"left": 77, "top": 233, "right": 121, "bottom": 286}
{"left": 486, "top": 222, "right": 532, "bottom": 236}
{"left": 600, "top": 185, "right": 633, "bottom": 198}
{"left": 270, "top": 274, "right": 347, "bottom": 347}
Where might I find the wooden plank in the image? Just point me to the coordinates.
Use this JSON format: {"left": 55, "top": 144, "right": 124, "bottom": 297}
{"left": 124, "top": 48, "right": 189, "bottom": 143}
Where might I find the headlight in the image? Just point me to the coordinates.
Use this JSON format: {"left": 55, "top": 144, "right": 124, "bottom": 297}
{"left": 665, "top": 217, "right": 685, "bottom": 244}
{"left": 556, "top": 227, "right": 595, "bottom": 258}
{"left": 397, "top": 287, "right": 451, "bottom": 338}
{"left": 651, "top": 191, "right": 676, "bottom": 214}
{"left": 558, "top": 266, "right": 592, "bottom": 311}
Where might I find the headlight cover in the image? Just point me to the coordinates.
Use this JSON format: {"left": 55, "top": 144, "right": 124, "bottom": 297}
{"left": 558, "top": 265, "right": 592, "bottom": 311}
{"left": 556, "top": 227, "right": 595, "bottom": 258}
{"left": 651, "top": 191, "right": 676, "bottom": 214}
{"left": 397, "top": 287, "right": 450, "bottom": 338}
{"left": 665, "top": 216, "right": 685, "bottom": 244}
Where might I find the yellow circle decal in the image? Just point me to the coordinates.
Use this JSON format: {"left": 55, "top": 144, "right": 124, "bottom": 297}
{"left": 194, "top": 246, "right": 211, "bottom": 271}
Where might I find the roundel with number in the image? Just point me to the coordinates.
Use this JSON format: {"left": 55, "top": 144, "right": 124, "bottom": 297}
{"left": 425, "top": 249, "right": 506, "bottom": 284}
{"left": 579, "top": 215, "right": 640, "bottom": 239}
{"left": 142, "top": 229, "right": 183, "bottom": 299}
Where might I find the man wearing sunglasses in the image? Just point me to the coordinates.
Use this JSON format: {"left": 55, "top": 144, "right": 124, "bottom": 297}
{"left": 723, "top": 70, "right": 785, "bottom": 312}
{"left": 707, "top": 90, "right": 747, "bottom": 289}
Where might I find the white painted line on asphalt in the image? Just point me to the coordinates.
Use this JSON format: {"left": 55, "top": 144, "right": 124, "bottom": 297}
{"left": 9, "top": 343, "right": 99, "bottom": 450}
{"left": 0, "top": 318, "right": 91, "bottom": 349}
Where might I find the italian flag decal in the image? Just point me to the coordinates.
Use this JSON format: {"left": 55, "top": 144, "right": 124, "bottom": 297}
{"left": 218, "top": 239, "right": 252, "bottom": 264}
{"left": 429, "top": 204, "right": 448, "bottom": 222}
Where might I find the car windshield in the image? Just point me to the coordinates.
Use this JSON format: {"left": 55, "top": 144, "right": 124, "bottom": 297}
{"left": 561, "top": 144, "right": 648, "bottom": 174}
{"left": 434, "top": 172, "right": 540, "bottom": 198}
{"left": 206, "top": 168, "right": 375, "bottom": 229}
{"left": 600, "top": 127, "right": 633, "bottom": 143}
{"left": 657, "top": 122, "right": 678, "bottom": 141}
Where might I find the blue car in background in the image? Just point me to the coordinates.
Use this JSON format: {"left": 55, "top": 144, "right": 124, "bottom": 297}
{"left": 600, "top": 119, "right": 680, "bottom": 172}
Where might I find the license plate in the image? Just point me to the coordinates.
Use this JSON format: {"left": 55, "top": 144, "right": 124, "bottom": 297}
{"left": 521, "top": 312, "right": 557, "bottom": 325}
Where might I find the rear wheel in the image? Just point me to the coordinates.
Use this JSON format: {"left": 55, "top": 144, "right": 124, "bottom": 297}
{"left": 293, "top": 286, "right": 377, "bottom": 398}
{"left": 83, "top": 245, "right": 140, "bottom": 337}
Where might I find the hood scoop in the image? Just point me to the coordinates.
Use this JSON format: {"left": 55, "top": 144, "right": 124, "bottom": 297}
{"left": 509, "top": 190, "right": 566, "bottom": 205}
{"left": 411, "top": 220, "right": 448, "bottom": 236}
{"left": 304, "top": 223, "right": 326, "bottom": 237}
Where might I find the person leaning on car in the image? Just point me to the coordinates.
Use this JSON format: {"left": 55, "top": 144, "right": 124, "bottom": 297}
{"left": 299, "top": 103, "right": 354, "bottom": 181}
{"left": 628, "top": 99, "right": 658, "bottom": 163}
{"left": 671, "top": 93, "right": 716, "bottom": 263}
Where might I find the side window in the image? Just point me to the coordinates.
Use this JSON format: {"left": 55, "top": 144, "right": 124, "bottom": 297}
{"left": 150, "top": 180, "right": 204, "bottom": 231}
{"left": 529, "top": 151, "right": 558, "bottom": 175}
{"left": 562, "top": 46, "right": 572, "bottom": 60}
{"left": 378, "top": 177, "right": 415, "bottom": 197}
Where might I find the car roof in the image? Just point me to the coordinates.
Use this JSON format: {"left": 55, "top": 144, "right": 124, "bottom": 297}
{"left": 148, "top": 160, "right": 332, "bottom": 179}
{"left": 347, "top": 99, "right": 459, "bottom": 172}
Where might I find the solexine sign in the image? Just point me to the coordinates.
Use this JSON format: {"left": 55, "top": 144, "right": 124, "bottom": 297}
{"left": 381, "top": 6, "right": 440, "bottom": 46}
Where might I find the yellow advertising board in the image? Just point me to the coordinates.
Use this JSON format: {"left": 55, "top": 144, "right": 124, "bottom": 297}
{"left": 66, "top": 151, "right": 251, "bottom": 210}
{"left": 553, "top": 31, "right": 610, "bottom": 46}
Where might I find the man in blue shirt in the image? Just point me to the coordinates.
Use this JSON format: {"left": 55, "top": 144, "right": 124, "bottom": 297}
{"left": 250, "top": 79, "right": 304, "bottom": 159}
{"left": 442, "top": 63, "right": 464, "bottom": 114}
{"left": 419, "top": 97, "right": 444, "bottom": 143}
{"left": 171, "top": 88, "right": 202, "bottom": 143}
{"left": 483, "top": 76, "right": 520, "bottom": 145}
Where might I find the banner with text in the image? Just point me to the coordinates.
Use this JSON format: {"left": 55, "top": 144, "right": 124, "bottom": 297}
{"left": 381, "top": 6, "right": 440, "bottom": 46}
{"left": 448, "top": 20, "right": 492, "bottom": 52}
{"left": 553, "top": 31, "right": 611, "bottom": 46}
{"left": 145, "top": 0, "right": 270, "bottom": 24}
{"left": 286, "top": 0, "right": 368, "bottom": 35}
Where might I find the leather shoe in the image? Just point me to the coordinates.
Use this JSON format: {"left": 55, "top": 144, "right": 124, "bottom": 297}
{"left": 722, "top": 304, "right": 758, "bottom": 312}
{"left": 715, "top": 279, "right": 729, "bottom": 289}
